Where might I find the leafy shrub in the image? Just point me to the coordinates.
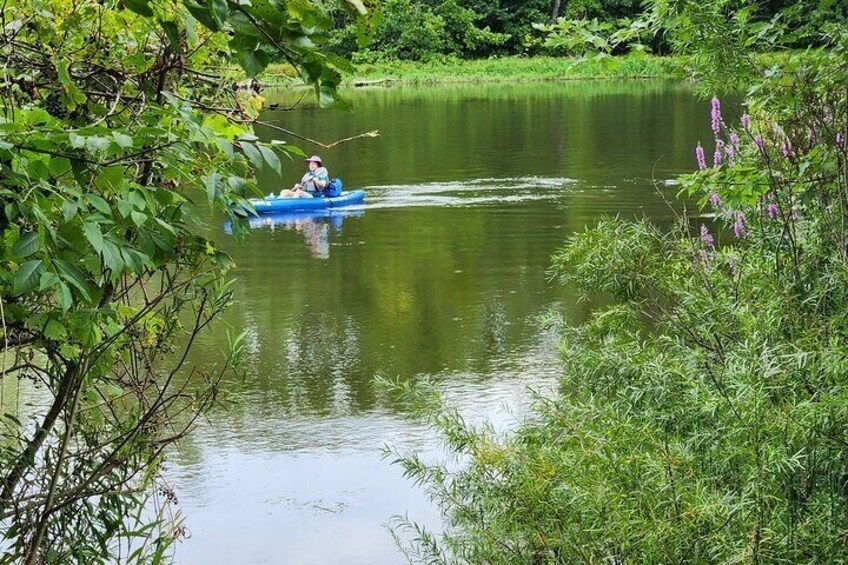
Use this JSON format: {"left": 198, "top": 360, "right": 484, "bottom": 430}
{"left": 386, "top": 10, "right": 848, "bottom": 565}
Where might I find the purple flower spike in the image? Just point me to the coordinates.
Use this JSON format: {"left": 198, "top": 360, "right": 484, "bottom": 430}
{"left": 782, "top": 142, "right": 791, "bottom": 157}
{"left": 742, "top": 114, "right": 751, "bottom": 130}
{"left": 714, "top": 150, "right": 722, "bottom": 167}
{"left": 711, "top": 97, "right": 722, "bottom": 135}
{"left": 768, "top": 203, "right": 778, "bottom": 219}
{"left": 696, "top": 143, "right": 706, "bottom": 170}
{"left": 733, "top": 212, "right": 746, "bottom": 239}
{"left": 710, "top": 192, "right": 721, "bottom": 207}
{"left": 730, "top": 133, "right": 739, "bottom": 148}
{"left": 700, "top": 225, "right": 714, "bottom": 248}
{"left": 808, "top": 128, "right": 815, "bottom": 142}
{"left": 755, "top": 135, "right": 764, "bottom": 152}
{"left": 838, "top": 133, "right": 845, "bottom": 146}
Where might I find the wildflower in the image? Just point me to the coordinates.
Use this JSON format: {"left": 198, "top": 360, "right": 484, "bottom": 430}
{"left": 713, "top": 150, "right": 722, "bottom": 167}
{"left": 768, "top": 202, "right": 778, "bottom": 219}
{"left": 755, "top": 135, "right": 764, "bottom": 152}
{"left": 696, "top": 143, "right": 706, "bottom": 170}
{"left": 730, "top": 133, "right": 739, "bottom": 148}
{"left": 741, "top": 113, "right": 751, "bottom": 129}
{"left": 710, "top": 97, "right": 722, "bottom": 135}
{"left": 838, "top": 133, "right": 845, "bottom": 146}
{"left": 782, "top": 142, "right": 791, "bottom": 157}
{"left": 733, "top": 212, "right": 746, "bottom": 239}
{"left": 700, "top": 225, "right": 714, "bottom": 248}
{"left": 710, "top": 192, "right": 721, "bottom": 207}
{"left": 807, "top": 128, "right": 815, "bottom": 142}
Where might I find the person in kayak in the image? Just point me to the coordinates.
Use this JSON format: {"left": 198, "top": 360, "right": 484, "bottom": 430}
{"left": 280, "top": 155, "right": 329, "bottom": 198}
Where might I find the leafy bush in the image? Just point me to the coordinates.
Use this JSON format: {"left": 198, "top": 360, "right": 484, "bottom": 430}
{"left": 331, "top": 0, "right": 509, "bottom": 61}
{"left": 386, "top": 7, "right": 848, "bottom": 565}
{"left": 0, "top": 0, "right": 368, "bottom": 562}
{"left": 533, "top": 17, "right": 652, "bottom": 56}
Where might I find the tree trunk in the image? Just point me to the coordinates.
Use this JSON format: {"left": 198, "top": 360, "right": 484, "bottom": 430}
{"left": 552, "top": 0, "right": 563, "bottom": 22}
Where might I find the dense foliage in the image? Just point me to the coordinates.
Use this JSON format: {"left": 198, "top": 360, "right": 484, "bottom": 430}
{"left": 326, "top": 0, "right": 848, "bottom": 61}
{"left": 388, "top": 3, "right": 848, "bottom": 564}
{"left": 0, "top": 0, "right": 368, "bottom": 562}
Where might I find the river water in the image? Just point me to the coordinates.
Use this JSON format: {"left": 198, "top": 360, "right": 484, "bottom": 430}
{"left": 168, "top": 81, "right": 712, "bottom": 564}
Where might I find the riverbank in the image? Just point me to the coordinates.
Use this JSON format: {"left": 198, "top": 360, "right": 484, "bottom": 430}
{"left": 260, "top": 54, "right": 689, "bottom": 87}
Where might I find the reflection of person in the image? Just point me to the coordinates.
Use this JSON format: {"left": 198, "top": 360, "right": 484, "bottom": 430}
{"left": 296, "top": 217, "right": 330, "bottom": 259}
{"left": 279, "top": 155, "right": 329, "bottom": 199}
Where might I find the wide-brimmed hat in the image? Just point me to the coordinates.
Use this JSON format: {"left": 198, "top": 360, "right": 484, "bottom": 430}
{"left": 305, "top": 155, "right": 323, "bottom": 165}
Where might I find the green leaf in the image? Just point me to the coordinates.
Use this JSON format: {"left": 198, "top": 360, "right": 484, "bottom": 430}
{"left": 117, "top": 198, "right": 134, "bottom": 218}
{"left": 241, "top": 142, "right": 264, "bottom": 170}
{"left": 258, "top": 145, "right": 281, "bottom": 175}
{"left": 13, "top": 260, "right": 43, "bottom": 295}
{"left": 101, "top": 242, "right": 124, "bottom": 274}
{"left": 160, "top": 20, "right": 183, "bottom": 52}
{"left": 204, "top": 172, "right": 221, "bottom": 205}
{"left": 86, "top": 136, "right": 111, "bottom": 153}
{"left": 55, "top": 260, "right": 92, "bottom": 302}
{"left": 112, "top": 132, "right": 134, "bottom": 148}
{"left": 39, "top": 271, "right": 60, "bottom": 291}
{"left": 69, "top": 310, "right": 102, "bottom": 348}
{"left": 69, "top": 133, "right": 86, "bottom": 149}
{"left": 11, "top": 231, "right": 39, "bottom": 258}
{"left": 87, "top": 195, "right": 111, "bottom": 215}
{"left": 131, "top": 210, "right": 148, "bottom": 226}
{"left": 94, "top": 167, "right": 125, "bottom": 192}
{"left": 124, "top": 0, "right": 153, "bottom": 17}
{"left": 56, "top": 283, "right": 72, "bottom": 312}
{"left": 186, "top": 2, "right": 220, "bottom": 31}
{"left": 44, "top": 319, "right": 68, "bottom": 340}
{"left": 62, "top": 200, "right": 78, "bottom": 222}
{"left": 208, "top": 0, "right": 229, "bottom": 28}
{"left": 83, "top": 222, "right": 105, "bottom": 252}
{"left": 48, "top": 157, "right": 72, "bottom": 177}
{"left": 236, "top": 49, "right": 271, "bottom": 77}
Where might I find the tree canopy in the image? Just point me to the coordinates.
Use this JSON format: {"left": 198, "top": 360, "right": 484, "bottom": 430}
{"left": 0, "top": 0, "right": 370, "bottom": 562}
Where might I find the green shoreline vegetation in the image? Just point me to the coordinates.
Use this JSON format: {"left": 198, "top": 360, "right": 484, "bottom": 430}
{"left": 262, "top": 53, "right": 690, "bottom": 86}
{"left": 260, "top": 51, "right": 812, "bottom": 89}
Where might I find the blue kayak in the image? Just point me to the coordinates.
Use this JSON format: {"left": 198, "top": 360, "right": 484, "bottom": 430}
{"left": 244, "top": 190, "right": 365, "bottom": 214}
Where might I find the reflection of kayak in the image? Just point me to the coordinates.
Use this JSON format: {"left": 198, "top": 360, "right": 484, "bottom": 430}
{"left": 224, "top": 208, "right": 365, "bottom": 234}
{"left": 241, "top": 190, "right": 366, "bottom": 214}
